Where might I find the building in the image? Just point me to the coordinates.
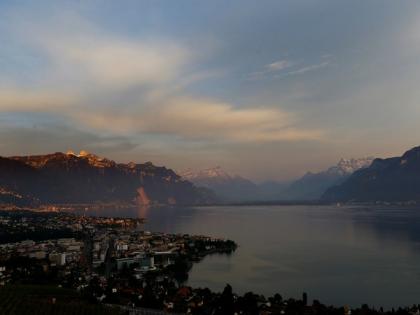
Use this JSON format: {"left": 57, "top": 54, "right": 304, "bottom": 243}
{"left": 49, "top": 252, "right": 66, "bottom": 266}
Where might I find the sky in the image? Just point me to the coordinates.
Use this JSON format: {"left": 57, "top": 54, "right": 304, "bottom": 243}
{"left": 1, "top": 0, "right": 420, "bottom": 181}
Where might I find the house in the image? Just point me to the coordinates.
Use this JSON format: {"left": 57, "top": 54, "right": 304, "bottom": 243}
{"left": 49, "top": 252, "right": 66, "bottom": 266}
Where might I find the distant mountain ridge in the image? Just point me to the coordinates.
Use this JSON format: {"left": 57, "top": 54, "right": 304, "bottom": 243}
{"left": 324, "top": 157, "right": 376, "bottom": 176}
{"left": 179, "top": 166, "right": 258, "bottom": 202}
{"left": 322, "top": 146, "right": 420, "bottom": 202}
{"left": 180, "top": 159, "right": 375, "bottom": 203}
{"left": 0, "top": 151, "right": 214, "bottom": 207}
{"left": 0, "top": 151, "right": 386, "bottom": 207}
{"left": 280, "top": 157, "right": 374, "bottom": 200}
{"left": 180, "top": 166, "right": 233, "bottom": 183}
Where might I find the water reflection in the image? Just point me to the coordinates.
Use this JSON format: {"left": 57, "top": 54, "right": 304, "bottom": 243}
{"left": 137, "top": 205, "right": 150, "bottom": 219}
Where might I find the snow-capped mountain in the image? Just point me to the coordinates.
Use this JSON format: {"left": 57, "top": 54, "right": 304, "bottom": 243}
{"left": 280, "top": 157, "right": 375, "bottom": 200}
{"left": 179, "top": 167, "right": 258, "bottom": 202}
{"left": 325, "top": 157, "right": 375, "bottom": 176}
{"left": 323, "top": 146, "right": 420, "bottom": 202}
{"left": 179, "top": 158, "right": 375, "bottom": 202}
{"left": 180, "top": 166, "right": 232, "bottom": 183}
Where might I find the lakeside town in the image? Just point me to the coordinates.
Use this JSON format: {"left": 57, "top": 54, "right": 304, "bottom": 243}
{"left": 0, "top": 210, "right": 239, "bottom": 313}
{"left": 1, "top": 210, "right": 420, "bottom": 315}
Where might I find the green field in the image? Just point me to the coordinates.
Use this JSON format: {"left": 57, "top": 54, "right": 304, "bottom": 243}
{"left": 0, "top": 285, "right": 123, "bottom": 315}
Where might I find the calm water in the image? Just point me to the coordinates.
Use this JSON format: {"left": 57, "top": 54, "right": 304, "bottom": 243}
{"left": 81, "top": 205, "right": 420, "bottom": 308}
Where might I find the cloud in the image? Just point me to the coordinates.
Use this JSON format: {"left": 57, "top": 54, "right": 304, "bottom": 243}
{"left": 287, "top": 61, "right": 330, "bottom": 75}
{"left": 42, "top": 36, "right": 188, "bottom": 88}
{"left": 248, "top": 58, "right": 332, "bottom": 81}
{"left": 72, "top": 97, "right": 324, "bottom": 143}
{"left": 17, "top": 18, "right": 189, "bottom": 89}
{"left": 0, "top": 87, "right": 76, "bottom": 111}
{"left": 0, "top": 11, "right": 324, "bottom": 147}
{"left": 0, "top": 79, "right": 322, "bottom": 144}
{"left": 0, "top": 122, "right": 138, "bottom": 156}
{"left": 266, "top": 60, "right": 293, "bottom": 71}
{"left": 247, "top": 59, "right": 292, "bottom": 80}
{"left": 0, "top": 9, "right": 188, "bottom": 91}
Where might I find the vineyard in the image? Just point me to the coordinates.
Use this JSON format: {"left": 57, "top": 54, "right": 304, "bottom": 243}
{"left": 0, "top": 285, "right": 123, "bottom": 315}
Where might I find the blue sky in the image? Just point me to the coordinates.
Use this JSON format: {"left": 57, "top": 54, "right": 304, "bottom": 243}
{"left": 1, "top": 0, "right": 420, "bottom": 180}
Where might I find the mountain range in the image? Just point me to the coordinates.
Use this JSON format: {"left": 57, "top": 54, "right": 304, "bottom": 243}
{"left": 181, "top": 158, "right": 374, "bottom": 202}
{"left": 0, "top": 151, "right": 214, "bottom": 207}
{"left": 179, "top": 167, "right": 259, "bottom": 202}
{"left": 2, "top": 146, "right": 420, "bottom": 208}
{"left": 279, "top": 157, "right": 374, "bottom": 200}
{"left": 323, "top": 146, "right": 420, "bottom": 202}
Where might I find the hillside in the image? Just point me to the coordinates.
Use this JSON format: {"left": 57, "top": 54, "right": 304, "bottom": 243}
{"left": 0, "top": 151, "right": 214, "bottom": 207}
{"left": 322, "top": 146, "right": 420, "bottom": 202}
{"left": 0, "top": 285, "right": 122, "bottom": 315}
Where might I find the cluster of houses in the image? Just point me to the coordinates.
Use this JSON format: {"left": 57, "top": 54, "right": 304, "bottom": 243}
{"left": 0, "top": 210, "right": 143, "bottom": 236}
{"left": 0, "top": 210, "right": 240, "bottom": 314}
{"left": 0, "top": 210, "right": 232, "bottom": 290}
{"left": 0, "top": 237, "right": 83, "bottom": 265}
{"left": 0, "top": 237, "right": 84, "bottom": 287}
{"left": 91, "top": 229, "right": 179, "bottom": 277}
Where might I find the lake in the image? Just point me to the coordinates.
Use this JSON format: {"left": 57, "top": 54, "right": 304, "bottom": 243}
{"left": 81, "top": 204, "right": 420, "bottom": 308}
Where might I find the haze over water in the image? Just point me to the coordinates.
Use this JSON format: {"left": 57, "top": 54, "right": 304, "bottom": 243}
{"left": 82, "top": 205, "right": 420, "bottom": 308}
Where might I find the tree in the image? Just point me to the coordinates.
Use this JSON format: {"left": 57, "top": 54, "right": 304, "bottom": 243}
{"left": 302, "top": 292, "right": 308, "bottom": 306}
{"left": 216, "top": 284, "right": 234, "bottom": 315}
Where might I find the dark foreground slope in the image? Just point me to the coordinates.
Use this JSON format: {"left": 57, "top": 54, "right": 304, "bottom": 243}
{"left": 0, "top": 285, "right": 122, "bottom": 315}
{"left": 323, "top": 146, "right": 420, "bottom": 202}
{"left": 0, "top": 152, "right": 214, "bottom": 206}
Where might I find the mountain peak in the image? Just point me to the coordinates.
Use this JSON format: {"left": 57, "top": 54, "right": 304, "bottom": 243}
{"left": 282, "top": 156, "right": 375, "bottom": 200}
{"left": 10, "top": 151, "right": 116, "bottom": 169}
{"left": 66, "top": 150, "right": 92, "bottom": 157}
{"left": 328, "top": 157, "right": 374, "bottom": 175}
{"left": 178, "top": 166, "right": 258, "bottom": 202}
{"left": 78, "top": 150, "right": 89, "bottom": 157}
{"left": 180, "top": 166, "right": 232, "bottom": 181}
{"left": 401, "top": 146, "right": 420, "bottom": 161}
{"left": 322, "top": 145, "right": 420, "bottom": 202}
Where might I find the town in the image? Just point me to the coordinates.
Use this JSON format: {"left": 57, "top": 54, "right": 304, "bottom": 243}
{"left": 1, "top": 210, "right": 420, "bottom": 315}
{"left": 0, "top": 210, "right": 238, "bottom": 313}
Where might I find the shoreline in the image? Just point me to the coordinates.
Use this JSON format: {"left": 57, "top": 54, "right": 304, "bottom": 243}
{"left": 0, "top": 210, "right": 420, "bottom": 309}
